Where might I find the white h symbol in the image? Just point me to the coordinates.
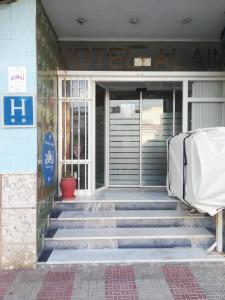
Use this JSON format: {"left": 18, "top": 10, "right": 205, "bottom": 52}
{"left": 10, "top": 98, "right": 26, "bottom": 116}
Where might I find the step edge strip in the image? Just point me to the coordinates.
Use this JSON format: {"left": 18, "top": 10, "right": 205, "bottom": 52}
{"left": 50, "top": 215, "right": 208, "bottom": 221}
{"left": 55, "top": 199, "right": 178, "bottom": 203}
{"left": 45, "top": 234, "right": 214, "bottom": 241}
{"left": 39, "top": 257, "right": 225, "bottom": 265}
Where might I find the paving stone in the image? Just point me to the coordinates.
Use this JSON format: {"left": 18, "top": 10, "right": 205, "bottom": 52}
{"left": 133, "top": 265, "right": 174, "bottom": 300}
{"left": 1, "top": 263, "right": 225, "bottom": 300}
{"left": 4, "top": 269, "right": 47, "bottom": 300}
{"left": 36, "top": 268, "right": 75, "bottom": 300}
{"left": 71, "top": 266, "right": 105, "bottom": 300}
{"left": 190, "top": 264, "right": 225, "bottom": 300}
{"left": 0, "top": 271, "right": 17, "bottom": 300}
{"left": 161, "top": 265, "right": 207, "bottom": 300}
{"left": 105, "top": 266, "right": 138, "bottom": 300}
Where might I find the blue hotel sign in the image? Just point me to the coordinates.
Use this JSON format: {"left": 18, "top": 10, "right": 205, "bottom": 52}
{"left": 3, "top": 95, "right": 34, "bottom": 127}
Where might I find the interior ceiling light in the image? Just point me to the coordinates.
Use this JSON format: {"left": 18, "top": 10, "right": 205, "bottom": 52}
{"left": 182, "top": 17, "right": 192, "bottom": 24}
{"left": 129, "top": 18, "right": 140, "bottom": 24}
{"left": 76, "top": 17, "right": 88, "bottom": 26}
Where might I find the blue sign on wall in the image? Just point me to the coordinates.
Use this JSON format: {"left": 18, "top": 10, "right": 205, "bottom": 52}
{"left": 3, "top": 96, "right": 34, "bottom": 126}
{"left": 42, "top": 132, "right": 56, "bottom": 187}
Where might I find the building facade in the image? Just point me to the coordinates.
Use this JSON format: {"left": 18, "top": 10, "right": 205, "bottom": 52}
{"left": 0, "top": 0, "right": 225, "bottom": 268}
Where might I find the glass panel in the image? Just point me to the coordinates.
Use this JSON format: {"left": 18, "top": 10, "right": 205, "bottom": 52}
{"left": 109, "top": 93, "right": 140, "bottom": 186}
{"left": 96, "top": 86, "right": 106, "bottom": 189}
{"left": 110, "top": 90, "right": 139, "bottom": 100}
{"left": 80, "top": 101, "right": 88, "bottom": 160}
{"left": 62, "top": 80, "right": 89, "bottom": 98}
{"left": 142, "top": 91, "right": 173, "bottom": 186}
{"left": 188, "top": 81, "right": 225, "bottom": 97}
{"left": 188, "top": 102, "right": 225, "bottom": 131}
{"left": 72, "top": 102, "right": 79, "bottom": 159}
{"left": 79, "top": 80, "right": 86, "bottom": 98}
{"left": 61, "top": 101, "right": 88, "bottom": 160}
{"left": 71, "top": 80, "right": 79, "bottom": 98}
{"left": 62, "top": 102, "right": 72, "bottom": 160}
{"left": 62, "top": 80, "right": 71, "bottom": 98}
{"left": 80, "top": 164, "right": 88, "bottom": 190}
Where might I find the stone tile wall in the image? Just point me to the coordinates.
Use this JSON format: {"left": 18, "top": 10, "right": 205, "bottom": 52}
{"left": 0, "top": 174, "right": 37, "bottom": 269}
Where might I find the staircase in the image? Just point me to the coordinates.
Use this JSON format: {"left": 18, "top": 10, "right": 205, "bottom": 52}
{"left": 38, "top": 190, "right": 224, "bottom": 265}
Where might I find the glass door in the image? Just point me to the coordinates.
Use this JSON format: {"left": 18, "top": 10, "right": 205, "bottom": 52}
{"left": 109, "top": 90, "right": 140, "bottom": 186}
{"left": 141, "top": 91, "right": 173, "bottom": 186}
{"left": 109, "top": 82, "right": 182, "bottom": 187}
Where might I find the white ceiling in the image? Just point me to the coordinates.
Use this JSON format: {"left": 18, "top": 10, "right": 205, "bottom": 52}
{"left": 42, "top": 0, "right": 225, "bottom": 41}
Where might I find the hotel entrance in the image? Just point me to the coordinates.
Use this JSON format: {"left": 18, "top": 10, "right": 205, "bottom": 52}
{"left": 58, "top": 72, "right": 225, "bottom": 196}
{"left": 2, "top": 0, "right": 225, "bottom": 270}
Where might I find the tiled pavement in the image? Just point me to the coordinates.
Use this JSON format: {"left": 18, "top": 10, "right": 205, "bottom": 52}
{"left": 1, "top": 263, "right": 225, "bottom": 300}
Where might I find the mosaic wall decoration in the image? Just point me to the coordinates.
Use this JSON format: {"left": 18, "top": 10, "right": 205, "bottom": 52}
{"left": 36, "top": 0, "right": 61, "bottom": 252}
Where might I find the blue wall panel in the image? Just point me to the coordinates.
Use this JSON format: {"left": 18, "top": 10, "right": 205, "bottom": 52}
{"left": 0, "top": 0, "right": 37, "bottom": 173}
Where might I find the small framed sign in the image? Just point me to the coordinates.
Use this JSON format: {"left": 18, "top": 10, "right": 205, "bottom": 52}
{"left": 8, "top": 66, "right": 27, "bottom": 93}
{"left": 1, "top": 94, "right": 35, "bottom": 128}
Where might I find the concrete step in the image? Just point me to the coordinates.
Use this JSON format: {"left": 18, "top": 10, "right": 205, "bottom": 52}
{"left": 60, "top": 191, "right": 172, "bottom": 201}
{"left": 54, "top": 191, "right": 178, "bottom": 211}
{"left": 44, "top": 227, "right": 214, "bottom": 250}
{"left": 54, "top": 200, "right": 178, "bottom": 211}
{"left": 39, "top": 248, "right": 225, "bottom": 265}
{"left": 50, "top": 210, "right": 212, "bottom": 229}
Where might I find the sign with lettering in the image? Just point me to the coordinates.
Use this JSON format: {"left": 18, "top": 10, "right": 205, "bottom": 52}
{"left": 41, "top": 131, "right": 56, "bottom": 186}
{"left": 8, "top": 67, "right": 27, "bottom": 92}
{"left": 3, "top": 95, "right": 34, "bottom": 127}
{"left": 59, "top": 41, "right": 225, "bottom": 71}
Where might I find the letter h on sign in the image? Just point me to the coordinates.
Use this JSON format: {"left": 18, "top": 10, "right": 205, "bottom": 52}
{"left": 3, "top": 96, "right": 34, "bottom": 127}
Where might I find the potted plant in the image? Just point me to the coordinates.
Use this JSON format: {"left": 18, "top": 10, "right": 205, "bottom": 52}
{"left": 60, "top": 171, "right": 76, "bottom": 200}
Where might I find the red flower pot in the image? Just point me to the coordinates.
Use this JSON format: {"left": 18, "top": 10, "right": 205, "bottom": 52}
{"left": 60, "top": 177, "right": 76, "bottom": 200}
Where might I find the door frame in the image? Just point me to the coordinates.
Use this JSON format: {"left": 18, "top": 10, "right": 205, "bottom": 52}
{"left": 58, "top": 71, "right": 225, "bottom": 194}
{"left": 94, "top": 84, "right": 109, "bottom": 193}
